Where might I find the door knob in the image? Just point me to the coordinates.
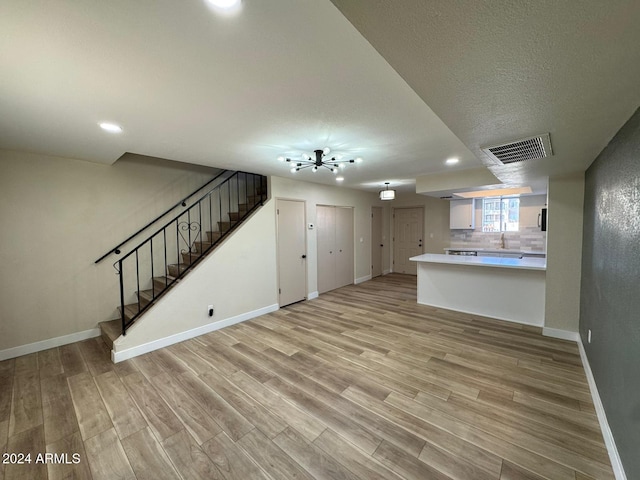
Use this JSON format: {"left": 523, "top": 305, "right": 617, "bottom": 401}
{"left": 301, "top": 254, "right": 306, "bottom": 259}
{"left": 380, "top": 244, "right": 384, "bottom": 247}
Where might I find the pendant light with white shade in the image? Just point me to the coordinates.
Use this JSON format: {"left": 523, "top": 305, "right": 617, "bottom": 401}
{"left": 379, "top": 182, "right": 395, "bottom": 201}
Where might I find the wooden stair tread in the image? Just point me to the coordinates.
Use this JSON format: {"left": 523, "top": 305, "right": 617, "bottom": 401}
{"left": 118, "top": 303, "right": 142, "bottom": 319}
{"left": 99, "top": 319, "right": 121, "bottom": 349}
{"left": 182, "top": 250, "right": 203, "bottom": 258}
{"left": 193, "top": 240, "right": 214, "bottom": 253}
{"left": 181, "top": 252, "right": 204, "bottom": 267}
{"left": 153, "top": 275, "right": 177, "bottom": 287}
{"left": 167, "top": 263, "right": 189, "bottom": 277}
{"left": 138, "top": 289, "right": 154, "bottom": 300}
{"left": 167, "top": 262, "right": 189, "bottom": 269}
{"left": 207, "top": 231, "right": 222, "bottom": 242}
{"left": 137, "top": 288, "right": 169, "bottom": 303}
{"left": 218, "top": 221, "right": 238, "bottom": 231}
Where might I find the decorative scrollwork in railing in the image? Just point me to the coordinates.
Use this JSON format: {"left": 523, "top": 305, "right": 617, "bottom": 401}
{"left": 114, "top": 171, "right": 267, "bottom": 336}
{"left": 178, "top": 221, "right": 201, "bottom": 254}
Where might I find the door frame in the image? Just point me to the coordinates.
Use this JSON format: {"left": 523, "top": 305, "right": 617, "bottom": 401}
{"left": 276, "top": 197, "right": 308, "bottom": 306}
{"left": 391, "top": 206, "right": 424, "bottom": 273}
{"left": 371, "top": 206, "right": 383, "bottom": 278}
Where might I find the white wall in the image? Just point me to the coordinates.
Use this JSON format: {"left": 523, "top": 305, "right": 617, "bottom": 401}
{"left": 271, "top": 176, "right": 381, "bottom": 292}
{"left": 0, "top": 150, "right": 218, "bottom": 351}
{"left": 388, "top": 192, "right": 451, "bottom": 256}
{"left": 545, "top": 174, "right": 585, "bottom": 332}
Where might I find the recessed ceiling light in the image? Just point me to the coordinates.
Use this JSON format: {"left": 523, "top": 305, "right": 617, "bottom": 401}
{"left": 336, "top": 177, "right": 344, "bottom": 182}
{"left": 206, "top": 0, "right": 241, "bottom": 9}
{"left": 99, "top": 122, "right": 122, "bottom": 133}
{"left": 445, "top": 157, "right": 459, "bottom": 165}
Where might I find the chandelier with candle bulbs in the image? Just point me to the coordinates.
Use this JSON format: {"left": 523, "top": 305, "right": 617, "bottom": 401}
{"left": 278, "top": 148, "right": 363, "bottom": 174}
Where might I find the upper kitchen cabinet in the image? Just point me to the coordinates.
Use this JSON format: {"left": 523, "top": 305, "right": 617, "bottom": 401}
{"left": 450, "top": 199, "right": 475, "bottom": 229}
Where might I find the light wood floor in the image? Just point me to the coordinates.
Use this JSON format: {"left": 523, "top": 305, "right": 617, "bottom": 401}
{"left": 0, "top": 274, "right": 613, "bottom": 480}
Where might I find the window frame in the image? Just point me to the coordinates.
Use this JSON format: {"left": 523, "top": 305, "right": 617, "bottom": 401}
{"left": 481, "top": 196, "right": 520, "bottom": 233}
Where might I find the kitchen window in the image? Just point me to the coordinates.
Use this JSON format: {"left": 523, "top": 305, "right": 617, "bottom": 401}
{"left": 482, "top": 197, "right": 519, "bottom": 232}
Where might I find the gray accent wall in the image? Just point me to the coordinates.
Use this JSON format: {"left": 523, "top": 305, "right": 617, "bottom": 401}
{"left": 580, "top": 107, "right": 640, "bottom": 478}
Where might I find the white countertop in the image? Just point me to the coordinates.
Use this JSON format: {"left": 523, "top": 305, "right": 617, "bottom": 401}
{"left": 410, "top": 253, "right": 546, "bottom": 271}
{"left": 444, "top": 247, "right": 545, "bottom": 255}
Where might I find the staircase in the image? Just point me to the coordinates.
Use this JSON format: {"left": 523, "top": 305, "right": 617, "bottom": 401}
{"left": 99, "top": 172, "right": 267, "bottom": 349}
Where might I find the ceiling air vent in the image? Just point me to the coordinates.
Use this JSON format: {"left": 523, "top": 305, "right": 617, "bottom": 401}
{"left": 482, "top": 133, "right": 552, "bottom": 165}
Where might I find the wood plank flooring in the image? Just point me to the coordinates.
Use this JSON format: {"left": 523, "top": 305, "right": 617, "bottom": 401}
{"left": 0, "top": 274, "right": 613, "bottom": 479}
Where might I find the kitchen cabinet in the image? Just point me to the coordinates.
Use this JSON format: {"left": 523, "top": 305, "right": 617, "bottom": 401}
{"left": 450, "top": 199, "right": 475, "bottom": 229}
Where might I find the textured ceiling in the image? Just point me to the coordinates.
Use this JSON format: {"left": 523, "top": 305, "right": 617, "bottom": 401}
{"left": 2, "top": 1, "right": 639, "bottom": 193}
{"left": 329, "top": 0, "right": 640, "bottom": 186}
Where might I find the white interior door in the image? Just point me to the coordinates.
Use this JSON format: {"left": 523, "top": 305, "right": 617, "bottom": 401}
{"left": 317, "top": 205, "right": 354, "bottom": 293}
{"left": 393, "top": 207, "right": 423, "bottom": 275}
{"left": 335, "top": 207, "right": 354, "bottom": 289}
{"left": 277, "top": 199, "right": 307, "bottom": 306}
{"left": 316, "top": 205, "right": 335, "bottom": 294}
{"left": 371, "top": 207, "right": 383, "bottom": 278}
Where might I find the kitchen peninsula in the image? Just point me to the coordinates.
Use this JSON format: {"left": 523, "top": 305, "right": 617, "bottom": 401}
{"left": 410, "top": 253, "right": 546, "bottom": 326}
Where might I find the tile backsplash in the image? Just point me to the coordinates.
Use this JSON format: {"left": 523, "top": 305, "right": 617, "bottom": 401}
{"left": 449, "top": 226, "right": 546, "bottom": 252}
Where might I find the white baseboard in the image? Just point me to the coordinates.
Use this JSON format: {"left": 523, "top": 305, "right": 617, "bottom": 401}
{"left": 542, "top": 327, "right": 581, "bottom": 342}
{"left": 307, "top": 291, "right": 319, "bottom": 300}
{"left": 578, "top": 339, "right": 627, "bottom": 480}
{"left": 0, "top": 328, "right": 101, "bottom": 361}
{"left": 355, "top": 274, "right": 372, "bottom": 285}
{"left": 383, "top": 269, "right": 391, "bottom": 275}
{"left": 112, "top": 304, "right": 279, "bottom": 363}
{"left": 417, "top": 301, "right": 542, "bottom": 328}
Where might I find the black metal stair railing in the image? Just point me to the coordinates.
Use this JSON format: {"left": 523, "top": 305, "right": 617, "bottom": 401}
{"left": 95, "top": 169, "right": 229, "bottom": 264}
{"left": 115, "top": 171, "right": 267, "bottom": 335}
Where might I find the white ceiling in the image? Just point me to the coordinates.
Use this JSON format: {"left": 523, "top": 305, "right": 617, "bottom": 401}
{"left": 1, "top": 1, "right": 639, "bottom": 194}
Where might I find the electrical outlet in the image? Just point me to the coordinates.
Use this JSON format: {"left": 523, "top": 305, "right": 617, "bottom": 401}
{"left": 588, "top": 329, "right": 592, "bottom": 344}
{"left": 208, "top": 305, "right": 214, "bottom": 317}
